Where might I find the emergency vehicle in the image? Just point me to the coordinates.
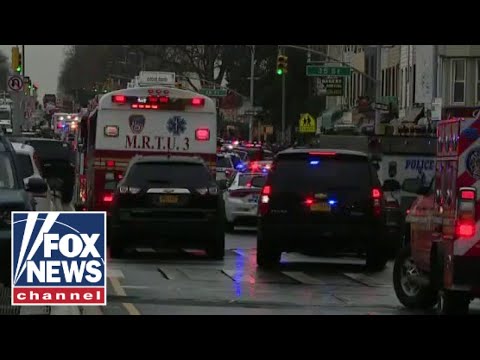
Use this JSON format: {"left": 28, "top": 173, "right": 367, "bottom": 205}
{"left": 393, "top": 111, "right": 480, "bottom": 314}
{"left": 52, "top": 113, "right": 80, "bottom": 135}
{"left": 78, "top": 86, "right": 217, "bottom": 212}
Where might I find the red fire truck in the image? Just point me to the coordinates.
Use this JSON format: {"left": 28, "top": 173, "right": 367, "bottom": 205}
{"left": 77, "top": 86, "right": 217, "bottom": 213}
{"left": 393, "top": 111, "right": 480, "bottom": 314}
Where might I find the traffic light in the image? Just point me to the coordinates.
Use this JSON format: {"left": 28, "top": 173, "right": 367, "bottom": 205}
{"left": 276, "top": 54, "right": 288, "bottom": 76}
{"left": 11, "top": 47, "right": 20, "bottom": 72}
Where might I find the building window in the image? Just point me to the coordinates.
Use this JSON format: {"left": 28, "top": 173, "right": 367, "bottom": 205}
{"left": 452, "top": 59, "right": 466, "bottom": 104}
{"left": 476, "top": 59, "right": 480, "bottom": 103}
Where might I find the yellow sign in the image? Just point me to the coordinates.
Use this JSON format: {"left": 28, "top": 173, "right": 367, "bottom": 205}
{"left": 299, "top": 113, "right": 316, "bottom": 133}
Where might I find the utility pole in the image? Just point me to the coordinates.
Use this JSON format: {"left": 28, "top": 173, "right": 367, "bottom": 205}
{"left": 249, "top": 45, "right": 255, "bottom": 142}
{"left": 374, "top": 45, "right": 382, "bottom": 135}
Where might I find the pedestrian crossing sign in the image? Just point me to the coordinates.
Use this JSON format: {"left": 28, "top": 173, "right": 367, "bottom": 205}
{"left": 299, "top": 113, "right": 316, "bottom": 133}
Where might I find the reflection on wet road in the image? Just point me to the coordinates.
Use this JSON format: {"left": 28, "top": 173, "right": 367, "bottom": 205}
{"left": 104, "top": 228, "right": 480, "bottom": 315}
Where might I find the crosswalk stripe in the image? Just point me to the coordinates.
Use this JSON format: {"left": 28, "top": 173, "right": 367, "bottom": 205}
{"left": 108, "top": 269, "right": 124, "bottom": 279}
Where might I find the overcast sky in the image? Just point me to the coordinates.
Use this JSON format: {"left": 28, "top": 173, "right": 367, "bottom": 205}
{"left": 0, "top": 45, "right": 65, "bottom": 98}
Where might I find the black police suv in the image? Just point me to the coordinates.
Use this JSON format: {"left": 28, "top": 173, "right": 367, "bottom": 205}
{"left": 21, "top": 138, "right": 76, "bottom": 203}
{"left": 110, "top": 155, "right": 225, "bottom": 259}
{"left": 0, "top": 135, "right": 48, "bottom": 286}
{"left": 253, "top": 148, "right": 389, "bottom": 271}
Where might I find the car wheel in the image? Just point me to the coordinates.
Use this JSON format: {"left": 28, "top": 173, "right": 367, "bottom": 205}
{"left": 256, "top": 231, "right": 281, "bottom": 268}
{"left": 393, "top": 246, "right": 438, "bottom": 310}
{"left": 438, "top": 290, "right": 470, "bottom": 315}
{"left": 206, "top": 227, "right": 225, "bottom": 260}
{"left": 365, "top": 236, "right": 389, "bottom": 272}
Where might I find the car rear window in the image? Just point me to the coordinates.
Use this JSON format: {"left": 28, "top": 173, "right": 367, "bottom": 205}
{"left": 216, "top": 156, "right": 231, "bottom": 168}
{"left": 126, "top": 162, "right": 212, "bottom": 188}
{"left": 26, "top": 140, "right": 73, "bottom": 161}
{"left": 16, "top": 154, "right": 34, "bottom": 178}
{"left": 238, "top": 173, "right": 267, "bottom": 187}
{"left": 270, "top": 154, "right": 373, "bottom": 192}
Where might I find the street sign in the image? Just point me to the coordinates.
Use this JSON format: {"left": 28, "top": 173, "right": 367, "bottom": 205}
{"left": 319, "top": 77, "right": 344, "bottom": 96}
{"left": 7, "top": 75, "right": 24, "bottom": 92}
{"left": 306, "top": 65, "right": 352, "bottom": 77}
{"left": 199, "top": 88, "right": 228, "bottom": 97}
{"left": 299, "top": 113, "right": 316, "bottom": 133}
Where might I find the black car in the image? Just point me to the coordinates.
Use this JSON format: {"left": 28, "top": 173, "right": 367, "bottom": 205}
{"left": 110, "top": 155, "right": 225, "bottom": 259}
{"left": 0, "top": 135, "right": 48, "bottom": 286}
{"left": 21, "top": 138, "right": 76, "bottom": 203}
{"left": 252, "top": 148, "right": 389, "bottom": 271}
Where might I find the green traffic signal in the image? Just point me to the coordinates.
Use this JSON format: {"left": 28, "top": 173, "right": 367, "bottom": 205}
{"left": 277, "top": 69, "right": 283, "bottom": 75}
{"left": 16, "top": 65, "right": 22, "bottom": 72}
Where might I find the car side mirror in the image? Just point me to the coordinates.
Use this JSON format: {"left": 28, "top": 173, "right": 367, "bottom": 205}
{"left": 26, "top": 177, "right": 48, "bottom": 194}
{"left": 250, "top": 175, "right": 266, "bottom": 188}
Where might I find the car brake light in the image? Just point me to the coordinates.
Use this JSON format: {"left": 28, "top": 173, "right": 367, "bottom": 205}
{"left": 103, "top": 194, "right": 114, "bottom": 202}
{"left": 372, "top": 188, "right": 382, "bottom": 199}
{"left": 258, "top": 185, "right": 271, "bottom": 216}
{"left": 305, "top": 198, "right": 314, "bottom": 206}
{"left": 112, "top": 95, "right": 126, "bottom": 104}
{"left": 456, "top": 220, "right": 476, "bottom": 238}
{"left": 191, "top": 97, "right": 205, "bottom": 106}
{"left": 262, "top": 185, "right": 271, "bottom": 196}
{"left": 460, "top": 189, "right": 475, "bottom": 200}
{"left": 372, "top": 187, "right": 382, "bottom": 217}
{"left": 195, "top": 128, "right": 210, "bottom": 141}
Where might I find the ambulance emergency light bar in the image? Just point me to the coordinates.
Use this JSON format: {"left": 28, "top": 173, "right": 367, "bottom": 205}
{"left": 112, "top": 94, "right": 205, "bottom": 110}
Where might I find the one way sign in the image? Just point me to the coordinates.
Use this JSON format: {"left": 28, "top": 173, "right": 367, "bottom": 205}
{"left": 299, "top": 113, "right": 316, "bottom": 133}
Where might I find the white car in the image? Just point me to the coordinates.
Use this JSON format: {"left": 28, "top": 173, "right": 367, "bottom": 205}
{"left": 12, "top": 142, "right": 54, "bottom": 211}
{"left": 216, "top": 152, "right": 243, "bottom": 181}
{"left": 223, "top": 172, "right": 267, "bottom": 231}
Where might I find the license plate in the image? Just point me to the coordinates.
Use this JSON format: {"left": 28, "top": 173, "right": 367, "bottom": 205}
{"left": 310, "top": 202, "right": 331, "bottom": 212}
{"left": 159, "top": 195, "right": 178, "bottom": 204}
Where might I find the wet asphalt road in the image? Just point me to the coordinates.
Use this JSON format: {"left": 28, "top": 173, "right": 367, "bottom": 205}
{"left": 104, "top": 227, "right": 480, "bottom": 315}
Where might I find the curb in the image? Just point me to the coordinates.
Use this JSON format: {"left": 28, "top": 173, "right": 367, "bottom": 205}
{"left": 49, "top": 306, "right": 82, "bottom": 315}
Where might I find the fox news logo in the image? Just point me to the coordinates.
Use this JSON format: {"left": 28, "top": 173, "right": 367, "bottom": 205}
{"left": 11, "top": 212, "right": 107, "bottom": 306}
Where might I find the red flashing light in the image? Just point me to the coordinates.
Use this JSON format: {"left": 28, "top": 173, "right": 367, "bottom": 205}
{"left": 305, "top": 198, "right": 314, "bottom": 206}
{"left": 309, "top": 151, "right": 337, "bottom": 156}
{"left": 191, "top": 97, "right": 205, "bottom": 106}
{"left": 195, "top": 128, "right": 210, "bottom": 141}
{"left": 148, "top": 96, "right": 158, "bottom": 103}
{"left": 461, "top": 190, "right": 476, "bottom": 200}
{"left": 159, "top": 96, "right": 169, "bottom": 104}
{"left": 131, "top": 104, "right": 138, "bottom": 109}
{"left": 262, "top": 185, "right": 271, "bottom": 196}
{"left": 106, "top": 160, "right": 115, "bottom": 168}
{"left": 138, "top": 104, "right": 145, "bottom": 109}
{"left": 152, "top": 105, "right": 159, "bottom": 109}
{"left": 456, "top": 220, "right": 476, "bottom": 238}
{"left": 372, "top": 188, "right": 382, "bottom": 199}
{"left": 145, "top": 104, "right": 151, "bottom": 109}
{"left": 112, "top": 95, "right": 126, "bottom": 104}
{"left": 103, "top": 194, "right": 114, "bottom": 203}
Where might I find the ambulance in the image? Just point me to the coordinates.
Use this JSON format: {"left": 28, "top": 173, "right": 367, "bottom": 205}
{"left": 78, "top": 86, "right": 217, "bottom": 212}
{"left": 393, "top": 110, "right": 480, "bottom": 314}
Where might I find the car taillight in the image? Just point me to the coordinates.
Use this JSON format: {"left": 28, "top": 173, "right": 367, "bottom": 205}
{"left": 305, "top": 198, "right": 314, "bottom": 206}
{"left": 372, "top": 187, "right": 382, "bottom": 217}
{"left": 456, "top": 187, "right": 477, "bottom": 238}
{"left": 195, "top": 128, "right": 210, "bottom": 141}
{"left": 112, "top": 95, "right": 126, "bottom": 104}
{"left": 191, "top": 97, "right": 205, "bottom": 106}
{"left": 258, "top": 185, "right": 271, "bottom": 216}
{"left": 103, "top": 193, "right": 114, "bottom": 203}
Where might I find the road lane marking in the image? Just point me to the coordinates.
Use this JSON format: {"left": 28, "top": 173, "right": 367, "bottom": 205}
{"left": 109, "top": 277, "right": 141, "bottom": 315}
{"left": 343, "top": 273, "right": 391, "bottom": 288}
{"left": 108, "top": 269, "right": 125, "bottom": 279}
{"left": 282, "top": 271, "right": 326, "bottom": 285}
{"left": 136, "top": 248, "right": 156, "bottom": 253}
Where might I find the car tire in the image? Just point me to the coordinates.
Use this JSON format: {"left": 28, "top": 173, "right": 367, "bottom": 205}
{"left": 61, "top": 185, "right": 74, "bottom": 203}
{"left": 256, "top": 231, "right": 281, "bottom": 268}
{"left": 225, "top": 220, "right": 235, "bottom": 233}
{"left": 393, "top": 246, "right": 438, "bottom": 310}
{"left": 438, "top": 290, "right": 470, "bottom": 315}
{"left": 0, "top": 249, "right": 11, "bottom": 288}
{"left": 365, "top": 235, "right": 389, "bottom": 272}
{"left": 206, "top": 226, "right": 225, "bottom": 260}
